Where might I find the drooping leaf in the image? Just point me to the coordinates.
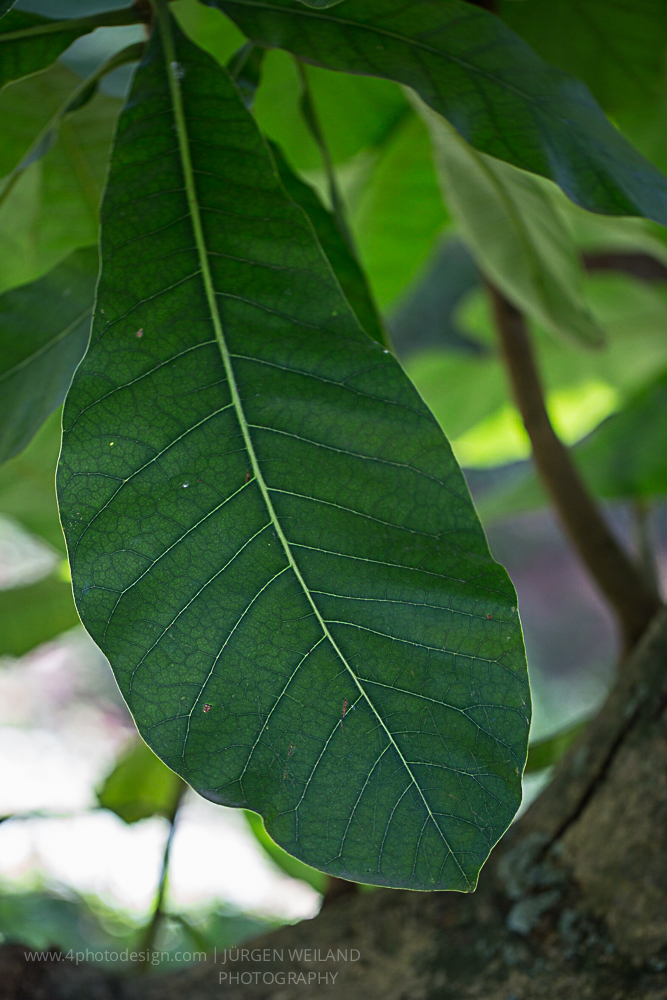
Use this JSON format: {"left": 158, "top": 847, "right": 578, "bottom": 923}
{"left": 0, "top": 571, "right": 79, "bottom": 658}
{"left": 0, "top": 63, "right": 121, "bottom": 293}
{"left": 0, "top": 410, "right": 64, "bottom": 552}
{"left": 524, "top": 718, "right": 589, "bottom": 774}
{"left": 57, "top": 12, "right": 530, "bottom": 892}
{"left": 208, "top": 0, "right": 667, "bottom": 224}
{"left": 478, "top": 375, "right": 667, "bottom": 523}
{"left": 0, "top": 7, "right": 142, "bottom": 91}
{"left": 244, "top": 810, "right": 330, "bottom": 893}
{"left": 416, "top": 101, "right": 604, "bottom": 348}
{"left": 499, "top": 0, "right": 667, "bottom": 169}
{"left": 97, "top": 740, "right": 184, "bottom": 825}
{"left": 269, "top": 139, "right": 385, "bottom": 344}
{"left": 0, "top": 248, "right": 96, "bottom": 465}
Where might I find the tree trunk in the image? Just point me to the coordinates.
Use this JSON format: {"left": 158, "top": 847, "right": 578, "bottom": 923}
{"left": 2, "top": 612, "right": 665, "bottom": 1000}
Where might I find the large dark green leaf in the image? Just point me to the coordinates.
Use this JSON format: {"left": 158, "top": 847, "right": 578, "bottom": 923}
{"left": 0, "top": 571, "right": 79, "bottom": 658}
{"left": 0, "top": 8, "right": 141, "bottom": 91}
{"left": 57, "top": 12, "right": 529, "bottom": 891}
{"left": 208, "top": 0, "right": 667, "bottom": 225}
{"left": 0, "top": 248, "right": 95, "bottom": 465}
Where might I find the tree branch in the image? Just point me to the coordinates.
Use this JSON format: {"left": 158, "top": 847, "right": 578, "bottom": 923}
{"left": 487, "top": 283, "right": 661, "bottom": 648}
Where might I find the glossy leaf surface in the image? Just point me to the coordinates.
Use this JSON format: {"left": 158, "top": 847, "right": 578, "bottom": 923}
{"left": 210, "top": 0, "right": 667, "bottom": 224}
{"left": 57, "top": 14, "right": 529, "bottom": 891}
{"left": 0, "top": 248, "right": 95, "bottom": 464}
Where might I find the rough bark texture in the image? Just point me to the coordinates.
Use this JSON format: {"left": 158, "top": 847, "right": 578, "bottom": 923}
{"left": 2, "top": 612, "right": 665, "bottom": 1000}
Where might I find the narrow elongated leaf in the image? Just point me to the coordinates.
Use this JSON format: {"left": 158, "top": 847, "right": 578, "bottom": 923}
{"left": 208, "top": 0, "right": 667, "bottom": 225}
{"left": 416, "top": 102, "right": 604, "bottom": 348}
{"left": 0, "top": 572, "right": 79, "bottom": 658}
{"left": 224, "top": 45, "right": 386, "bottom": 343}
{"left": 352, "top": 112, "right": 449, "bottom": 311}
{"left": 0, "top": 248, "right": 95, "bottom": 464}
{"left": 0, "top": 8, "right": 142, "bottom": 91}
{"left": 57, "top": 13, "right": 529, "bottom": 891}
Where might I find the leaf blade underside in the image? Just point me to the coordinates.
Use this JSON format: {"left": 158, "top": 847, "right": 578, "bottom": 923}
{"left": 57, "top": 13, "right": 529, "bottom": 892}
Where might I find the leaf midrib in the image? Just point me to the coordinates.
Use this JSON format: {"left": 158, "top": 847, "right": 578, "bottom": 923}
{"left": 155, "top": 2, "right": 471, "bottom": 888}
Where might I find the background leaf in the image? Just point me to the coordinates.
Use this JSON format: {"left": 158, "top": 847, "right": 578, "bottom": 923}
{"left": 0, "top": 247, "right": 95, "bottom": 465}
{"left": 244, "top": 810, "right": 330, "bottom": 893}
{"left": 478, "top": 375, "right": 667, "bottom": 523}
{"left": 0, "top": 571, "right": 79, "bottom": 658}
{"left": 0, "top": 7, "right": 140, "bottom": 91}
{"left": 97, "top": 740, "right": 184, "bottom": 825}
{"left": 0, "top": 409, "right": 64, "bottom": 552}
{"left": 210, "top": 0, "right": 667, "bottom": 224}
{"left": 416, "top": 102, "right": 604, "bottom": 348}
{"left": 0, "top": 63, "right": 120, "bottom": 293}
{"left": 499, "top": 0, "right": 667, "bottom": 170}
{"left": 57, "top": 14, "right": 530, "bottom": 892}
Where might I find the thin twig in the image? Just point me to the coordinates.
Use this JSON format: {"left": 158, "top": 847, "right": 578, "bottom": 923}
{"left": 294, "top": 57, "right": 354, "bottom": 250}
{"left": 137, "top": 780, "right": 187, "bottom": 972}
{"left": 487, "top": 283, "right": 661, "bottom": 649}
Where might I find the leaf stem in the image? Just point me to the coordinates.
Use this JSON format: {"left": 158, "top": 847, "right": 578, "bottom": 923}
{"left": 137, "top": 779, "right": 186, "bottom": 972}
{"left": 294, "top": 57, "right": 353, "bottom": 250}
{"left": 293, "top": 56, "right": 391, "bottom": 350}
{"left": 487, "top": 283, "right": 662, "bottom": 649}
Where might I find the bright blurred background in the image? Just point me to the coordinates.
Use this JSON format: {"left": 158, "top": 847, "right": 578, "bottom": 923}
{"left": 1, "top": 0, "right": 665, "bottom": 974}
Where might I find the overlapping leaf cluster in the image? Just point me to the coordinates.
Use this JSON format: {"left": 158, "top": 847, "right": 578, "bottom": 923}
{"left": 0, "top": 0, "right": 664, "bottom": 892}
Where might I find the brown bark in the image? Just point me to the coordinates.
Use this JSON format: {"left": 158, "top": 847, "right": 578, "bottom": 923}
{"left": 3, "top": 612, "right": 664, "bottom": 1000}
{"left": 487, "top": 285, "right": 661, "bottom": 648}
